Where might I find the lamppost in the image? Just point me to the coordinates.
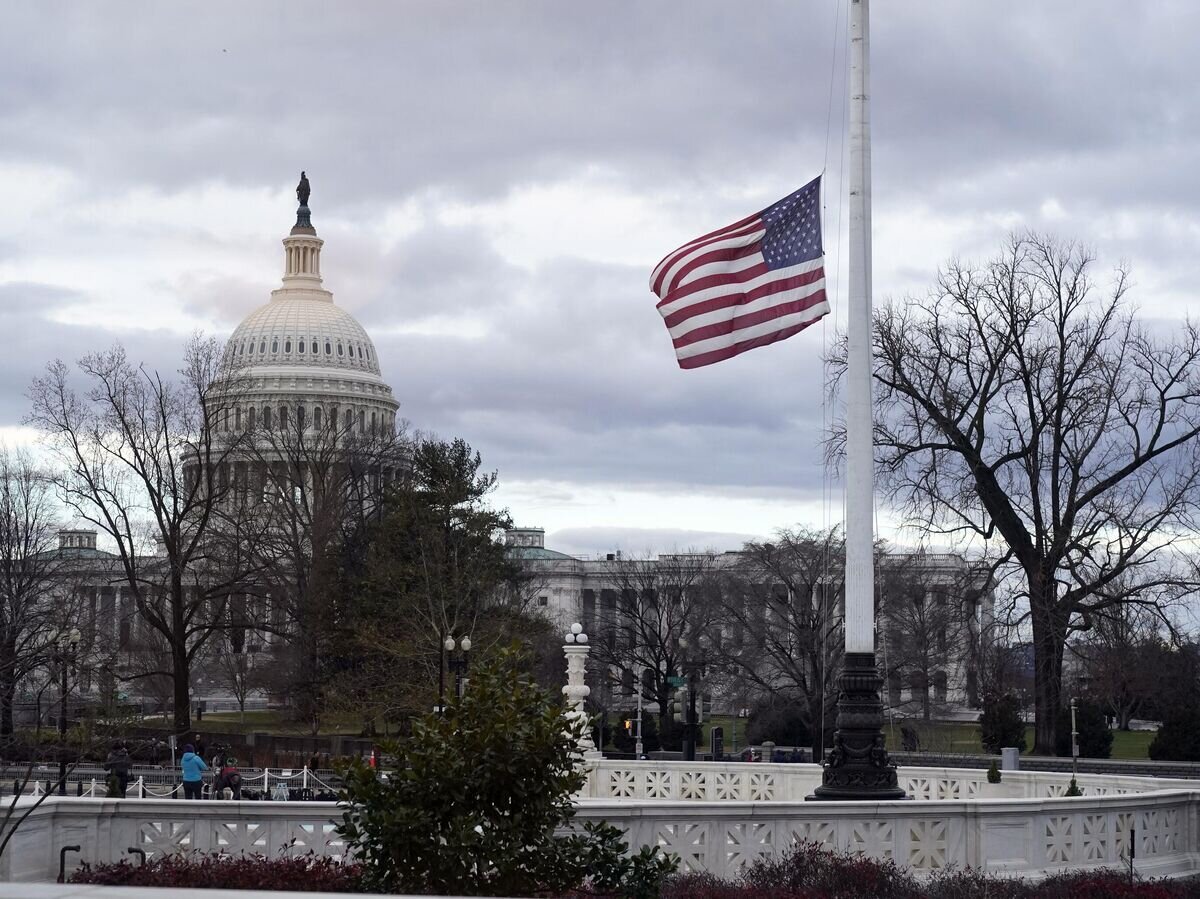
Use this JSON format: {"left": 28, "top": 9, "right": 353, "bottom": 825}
{"left": 444, "top": 635, "right": 471, "bottom": 701}
{"left": 562, "top": 622, "right": 597, "bottom": 757}
{"left": 677, "top": 636, "right": 704, "bottom": 762}
{"left": 55, "top": 629, "right": 80, "bottom": 796}
{"left": 635, "top": 668, "right": 644, "bottom": 759}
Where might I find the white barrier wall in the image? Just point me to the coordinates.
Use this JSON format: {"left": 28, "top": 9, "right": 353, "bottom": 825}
{"left": 581, "top": 760, "right": 1200, "bottom": 803}
{"left": 3, "top": 763, "right": 1199, "bottom": 884}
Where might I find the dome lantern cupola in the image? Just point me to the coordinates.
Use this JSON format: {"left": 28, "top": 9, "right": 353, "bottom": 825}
{"left": 280, "top": 170, "right": 325, "bottom": 293}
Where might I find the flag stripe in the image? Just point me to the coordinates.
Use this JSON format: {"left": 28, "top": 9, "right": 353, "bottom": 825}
{"left": 668, "top": 274, "right": 827, "bottom": 342}
{"left": 676, "top": 313, "right": 829, "bottom": 369}
{"left": 649, "top": 211, "right": 761, "bottom": 291}
{"left": 657, "top": 256, "right": 823, "bottom": 318}
{"left": 653, "top": 221, "right": 765, "bottom": 296}
{"left": 665, "top": 242, "right": 763, "bottom": 295}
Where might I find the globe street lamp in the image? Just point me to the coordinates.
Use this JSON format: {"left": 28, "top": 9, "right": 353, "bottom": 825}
{"left": 445, "top": 635, "right": 472, "bottom": 701}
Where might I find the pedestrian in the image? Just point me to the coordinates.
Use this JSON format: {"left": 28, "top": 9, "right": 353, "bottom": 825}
{"left": 180, "top": 743, "right": 208, "bottom": 800}
{"left": 104, "top": 741, "right": 132, "bottom": 798}
{"left": 193, "top": 733, "right": 206, "bottom": 759}
{"left": 215, "top": 756, "right": 242, "bottom": 800}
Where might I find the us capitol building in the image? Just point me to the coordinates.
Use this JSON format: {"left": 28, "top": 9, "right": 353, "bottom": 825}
{"left": 42, "top": 178, "right": 991, "bottom": 723}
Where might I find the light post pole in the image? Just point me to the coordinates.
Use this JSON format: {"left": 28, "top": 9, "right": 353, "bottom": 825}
{"left": 444, "top": 635, "right": 472, "bottom": 701}
{"left": 1070, "top": 697, "right": 1079, "bottom": 782}
{"left": 635, "top": 670, "right": 644, "bottom": 759}
{"left": 437, "top": 631, "right": 446, "bottom": 716}
{"left": 55, "top": 630, "right": 80, "bottom": 797}
{"left": 677, "top": 636, "right": 704, "bottom": 762}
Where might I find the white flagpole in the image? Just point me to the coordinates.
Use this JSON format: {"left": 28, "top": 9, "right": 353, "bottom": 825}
{"left": 810, "top": 0, "right": 904, "bottom": 801}
{"left": 845, "top": 0, "right": 874, "bottom": 656}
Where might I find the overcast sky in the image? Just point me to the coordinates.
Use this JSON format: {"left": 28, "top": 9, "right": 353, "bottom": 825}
{"left": 4, "top": 2, "right": 1200, "bottom": 557}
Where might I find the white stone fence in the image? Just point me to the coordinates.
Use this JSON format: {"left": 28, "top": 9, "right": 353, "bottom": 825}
{"left": 580, "top": 759, "right": 1200, "bottom": 803}
{"left": 3, "top": 763, "right": 1200, "bottom": 883}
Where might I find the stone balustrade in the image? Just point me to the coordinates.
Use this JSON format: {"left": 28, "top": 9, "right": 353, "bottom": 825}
{"left": 2, "top": 762, "right": 1199, "bottom": 884}
{"left": 581, "top": 759, "right": 1200, "bottom": 803}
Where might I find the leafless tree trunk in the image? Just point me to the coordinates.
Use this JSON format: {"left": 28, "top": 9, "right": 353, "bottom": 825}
{"left": 869, "top": 233, "right": 1200, "bottom": 753}
{"left": 28, "top": 337, "right": 261, "bottom": 735}
{"left": 238, "top": 400, "right": 406, "bottom": 733}
{"left": 877, "top": 553, "right": 979, "bottom": 723}
{"left": 586, "top": 553, "right": 721, "bottom": 740}
{"left": 0, "top": 450, "right": 71, "bottom": 736}
{"left": 707, "top": 528, "right": 843, "bottom": 759}
{"left": 1070, "top": 599, "right": 1165, "bottom": 730}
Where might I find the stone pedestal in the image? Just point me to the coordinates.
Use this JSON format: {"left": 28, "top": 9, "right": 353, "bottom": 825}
{"left": 809, "top": 652, "right": 907, "bottom": 801}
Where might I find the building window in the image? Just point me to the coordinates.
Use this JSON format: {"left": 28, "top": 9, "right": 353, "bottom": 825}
{"left": 279, "top": 405, "right": 288, "bottom": 429}
{"left": 312, "top": 341, "right": 318, "bottom": 354}
{"left": 344, "top": 408, "right": 353, "bottom": 430}
{"left": 357, "top": 345, "right": 363, "bottom": 359}
{"left": 271, "top": 339, "right": 278, "bottom": 353}
{"left": 934, "top": 671, "right": 948, "bottom": 703}
{"left": 235, "top": 407, "right": 241, "bottom": 430}
{"left": 337, "top": 342, "right": 344, "bottom": 356}
{"left": 284, "top": 339, "right": 292, "bottom": 352}
{"left": 538, "top": 596, "right": 549, "bottom": 608}
{"left": 365, "top": 346, "right": 371, "bottom": 361}
{"left": 313, "top": 406, "right": 322, "bottom": 429}
{"left": 298, "top": 339, "right": 305, "bottom": 353}
{"left": 359, "top": 410, "right": 365, "bottom": 432}
{"left": 325, "top": 341, "right": 332, "bottom": 355}
{"left": 247, "top": 407, "right": 256, "bottom": 430}
{"left": 262, "top": 406, "right": 272, "bottom": 429}
{"left": 297, "top": 405, "right": 306, "bottom": 429}
{"left": 259, "top": 340, "right": 266, "bottom": 354}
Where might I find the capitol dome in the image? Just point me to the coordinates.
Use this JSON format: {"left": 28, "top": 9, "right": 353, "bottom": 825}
{"left": 220, "top": 180, "right": 399, "bottom": 434}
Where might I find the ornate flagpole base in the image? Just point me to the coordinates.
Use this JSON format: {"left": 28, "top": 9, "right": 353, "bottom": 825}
{"left": 808, "top": 652, "right": 908, "bottom": 801}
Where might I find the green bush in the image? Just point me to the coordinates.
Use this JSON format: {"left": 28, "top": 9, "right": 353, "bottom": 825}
{"left": 337, "top": 648, "right": 676, "bottom": 896}
{"left": 980, "top": 691, "right": 1027, "bottom": 754}
{"left": 987, "top": 760, "right": 1001, "bottom": 783}
{"left": 1149, "top": 707, "right": 1200, "bottom": 761}
{"left": 1055, "top": 701, "right": 1112, "bottom": 759}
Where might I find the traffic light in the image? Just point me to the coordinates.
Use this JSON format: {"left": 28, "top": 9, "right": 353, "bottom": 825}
{"left": 700, "top": 696, "right": 713, "bottom": 724}
{"left": 623, "top": 718, "right": 633, "bottom": 733}
{"left": 671, "top": 688, "right": 686, "bottom": 723}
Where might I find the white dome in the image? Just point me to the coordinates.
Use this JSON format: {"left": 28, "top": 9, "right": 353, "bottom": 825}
{"left": 226, "top": 297, "right": 383, "bottom": 378}
{"left": 218, "top": 199, "right": 398, "bottom": 418}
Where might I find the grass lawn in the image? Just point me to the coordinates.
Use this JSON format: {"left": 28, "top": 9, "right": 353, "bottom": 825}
{"left": 141, "top": 710, "right": 370, "bottom": 738}
{"left": 878, "top": 720, "right": 1157, "bottom": 760}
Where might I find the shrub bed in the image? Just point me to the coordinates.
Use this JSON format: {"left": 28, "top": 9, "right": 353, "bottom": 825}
{"left": 70, "top": 853, "right": 364, "bottom": 892}
{"left": 71, "top": 842, "right": 1200, "bottom": 897}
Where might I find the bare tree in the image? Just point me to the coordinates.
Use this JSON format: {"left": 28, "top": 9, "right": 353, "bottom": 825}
{"left": 587, "top": 553, "right": 721, "bottom": 739}
{"left": 877, "top": 553, "right": 978, "bottom": 723}
{"left": 0, "top": 450, "right": 70, "bottom": 736}
{"left": 1069, "top": 599, "right": 1165, "bottom": 730}
{"left": 28, "top": 338, "right": 260, "bottom": 734}
{"left": 707, "top": 528, "right": 843, "bottom": 758}
{"left": 870, "top": 234, "right": 1200, "bottom": 752}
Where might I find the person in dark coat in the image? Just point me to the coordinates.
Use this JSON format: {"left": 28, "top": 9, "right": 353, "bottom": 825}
{"left": 104, "top": 742, "right": 132, "bottom": 798}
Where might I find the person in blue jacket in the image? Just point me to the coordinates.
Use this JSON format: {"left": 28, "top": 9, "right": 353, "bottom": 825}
{"left": 180, "top": 743, "right": 208, "bottom": 800}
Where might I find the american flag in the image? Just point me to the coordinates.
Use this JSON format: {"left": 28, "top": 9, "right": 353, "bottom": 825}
{"left": 650, "top": 176, "right": 829, "bottom": 369}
